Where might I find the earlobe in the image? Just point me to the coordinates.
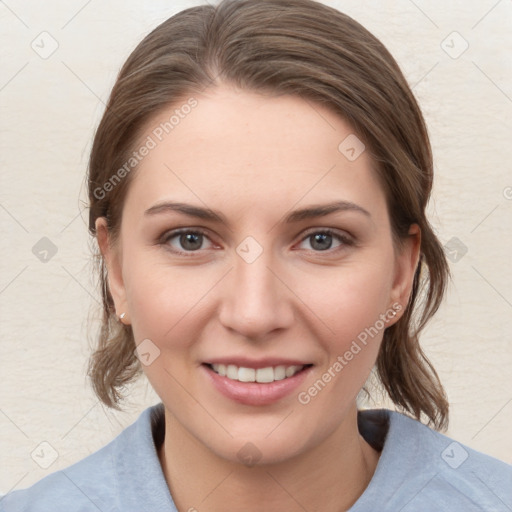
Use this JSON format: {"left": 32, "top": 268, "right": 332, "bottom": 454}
{"left": 390, "top": 224, "right": 421, "bottom": 313}
{"left": 95, "top": 217, "right": 128, "bottom": 319}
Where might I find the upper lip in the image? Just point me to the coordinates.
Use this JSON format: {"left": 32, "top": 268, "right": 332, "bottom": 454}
{"left": 204, "top": 358, "right": 313, "bottom": 369}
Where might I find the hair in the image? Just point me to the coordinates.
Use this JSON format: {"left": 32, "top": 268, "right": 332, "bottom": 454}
{"left": 87, "top": 0, "right": 450, "bottom": 430}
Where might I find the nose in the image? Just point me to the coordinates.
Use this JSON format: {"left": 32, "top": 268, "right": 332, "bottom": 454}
{"left": 218, "top": 247, "right": 295, "bottom": 340}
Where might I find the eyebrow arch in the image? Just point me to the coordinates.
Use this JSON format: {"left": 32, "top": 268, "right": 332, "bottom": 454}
{"left": 144, "top": 200, "right": 371, "bottom": 226}
{"left": 284, "top": 200, "right": 371, "bottom": 223}
{"left": 145, "top": 201, "right": 227, "bottom": 223}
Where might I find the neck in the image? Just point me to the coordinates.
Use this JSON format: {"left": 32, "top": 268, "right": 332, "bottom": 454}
{"left": 158, "top": 406, "right": 381, "bottom": 512}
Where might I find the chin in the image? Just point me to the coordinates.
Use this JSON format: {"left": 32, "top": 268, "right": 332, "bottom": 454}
{"left": 202, "top": 417, "right": 318, "bottom": 468}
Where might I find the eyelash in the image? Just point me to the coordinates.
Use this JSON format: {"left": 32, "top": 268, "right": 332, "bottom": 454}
{"left": 159, "top": 227, "right": 354, "bottom": 257}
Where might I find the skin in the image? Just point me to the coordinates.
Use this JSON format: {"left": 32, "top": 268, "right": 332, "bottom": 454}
{"left": 96, "top": 83, "right": 420, "bottom": 512}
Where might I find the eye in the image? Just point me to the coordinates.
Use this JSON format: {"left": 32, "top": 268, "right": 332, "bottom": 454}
{"left": 161, "top": 228, "right": 215, "bottom": 254}
{"left": 297, "top": 229, "right": 353, "bottom": 252}
{"left": 159, "top": 227, "right": 353, "bottom": 256}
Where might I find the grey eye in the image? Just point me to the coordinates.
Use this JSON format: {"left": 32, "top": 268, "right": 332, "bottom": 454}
{"left": 309, "top": 233, "right": 333, "bottom": 251}
{"left": 178, "top": 232, "right": 204, "bottom": 251}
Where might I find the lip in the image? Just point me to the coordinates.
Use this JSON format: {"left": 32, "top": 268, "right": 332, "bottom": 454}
{"left": 203, "top": 357, "right": 312, "bottom": 369}
{"left": 201, "top": 363, "right": 313, "bottom": 406}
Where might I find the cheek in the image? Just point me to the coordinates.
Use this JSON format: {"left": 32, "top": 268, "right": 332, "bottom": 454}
{"left": 123, "top": 257, "right": 213, "bottom": 400}
{"left": 296, "top": 263, "right": 394, "bottom": 408}
{"left": 295, "top": 254, "right": 395, "bottom": 346}
{"left": 124, "top": 252, "right": 216, "bottom": 341}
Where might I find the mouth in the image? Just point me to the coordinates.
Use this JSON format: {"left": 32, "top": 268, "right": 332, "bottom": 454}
{"left": 201, "top": 361, "right": 314, "bottom": 406}
{"left": 205, "top": 363, "right": 313, "bottom": 383}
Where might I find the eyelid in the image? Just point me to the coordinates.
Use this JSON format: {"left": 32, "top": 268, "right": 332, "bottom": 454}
{"left": 159, "top": 227, "right": 217, "bottom": 255}
{"left": 299, "top": 226, "right": 353, "bottom": 240}
{"left": 296, "top": 227, "right": 354, "bottom": 250}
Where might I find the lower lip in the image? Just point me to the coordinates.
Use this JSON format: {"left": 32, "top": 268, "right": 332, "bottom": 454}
{"left": 201, "top": 364, "right": 313, "bottom": 406}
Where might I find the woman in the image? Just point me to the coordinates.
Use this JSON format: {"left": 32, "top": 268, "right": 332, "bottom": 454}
{"left": 2, "top": 0, "right": 510, "bottom": 510}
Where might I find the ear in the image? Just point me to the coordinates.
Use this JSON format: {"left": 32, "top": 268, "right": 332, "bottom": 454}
{"left": 95, "top": 217, "right": 129, "bottom": 323}
{"left": 389, "top": 224, "right": 421, "bottom": 318}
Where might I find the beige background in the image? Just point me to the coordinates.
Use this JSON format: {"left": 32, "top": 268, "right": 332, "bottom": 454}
{"left": 1, "top": 0, "right": 511, "bottom": 494}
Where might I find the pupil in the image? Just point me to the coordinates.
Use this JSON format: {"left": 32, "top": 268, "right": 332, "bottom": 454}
{"left": 311, "top": 233, "right": 332, "bottom": 251}
{"left": 181, "top": 233, "right": 202, "bottom": 250}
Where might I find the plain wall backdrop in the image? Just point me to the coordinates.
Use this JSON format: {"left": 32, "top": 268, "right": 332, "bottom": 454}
{"left": 1, "top": 0, "right": 511, "bottom": 493}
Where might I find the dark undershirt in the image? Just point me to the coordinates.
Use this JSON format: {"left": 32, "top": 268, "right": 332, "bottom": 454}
{"left": 357, "top": 408, "right": 390, "bottom": 452}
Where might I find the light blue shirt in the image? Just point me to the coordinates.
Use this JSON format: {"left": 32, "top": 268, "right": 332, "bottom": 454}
{"left": 1, "top": 402, "right": 511, "bottom": 511}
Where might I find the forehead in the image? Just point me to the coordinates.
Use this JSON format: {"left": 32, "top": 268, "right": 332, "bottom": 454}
{"left": 124, "top": 85, "right": 386, "bottom": 220}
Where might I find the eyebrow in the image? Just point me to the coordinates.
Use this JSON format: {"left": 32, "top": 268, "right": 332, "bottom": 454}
{"left": 144, "top": 200, "right": 371, "bottom": 226}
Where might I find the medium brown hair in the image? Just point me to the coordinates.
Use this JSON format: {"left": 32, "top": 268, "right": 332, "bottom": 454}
{"left": 87, "top": 0, "right": 449, "bottom": 430}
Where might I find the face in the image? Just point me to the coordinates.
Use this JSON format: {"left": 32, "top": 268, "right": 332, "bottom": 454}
{"left": 97, "top": 84, "right": 419, "bottom": 465}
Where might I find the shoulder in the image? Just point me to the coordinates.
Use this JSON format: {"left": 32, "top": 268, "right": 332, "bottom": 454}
{"left": 355, "top": 408, "right": 512, "bottom": 512}
{"left": 1, "top": 441, "right": 117, "bottom": 512}
{"left": 1, "top": 452, "right": 113, "bottom": 512}
{"left": 0, "top": 403, "right": 167, "bottom": 512}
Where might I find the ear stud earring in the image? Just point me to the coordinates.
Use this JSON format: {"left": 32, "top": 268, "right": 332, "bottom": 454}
{"left": 119, "top": 312, "right": 126, "bottom": 320}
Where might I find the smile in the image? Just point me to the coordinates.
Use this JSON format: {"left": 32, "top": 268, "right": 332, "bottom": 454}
{"left": 208, "top": 363, "right": 308, "bottom": 383}
{"left": 202, "top": 362, "right": 314, "bottom": 406}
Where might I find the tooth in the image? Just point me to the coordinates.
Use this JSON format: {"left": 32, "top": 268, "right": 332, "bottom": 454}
{"left": 226, "top": 364, "right": 239, "bottom": 380}
{"left": 273, "top": 365, "right": 286, "bottom": 380}
{"left": 285, "top": 365, "right": 299, "bottom": 378}
{"left": 217, "top": 363, "right": 307, "bottom": 382}
{"left": 256, "top": 367, "right": 274, "bottom": 383}
{"left": 238, "top": 367, "right": 256, "bottom": 382}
